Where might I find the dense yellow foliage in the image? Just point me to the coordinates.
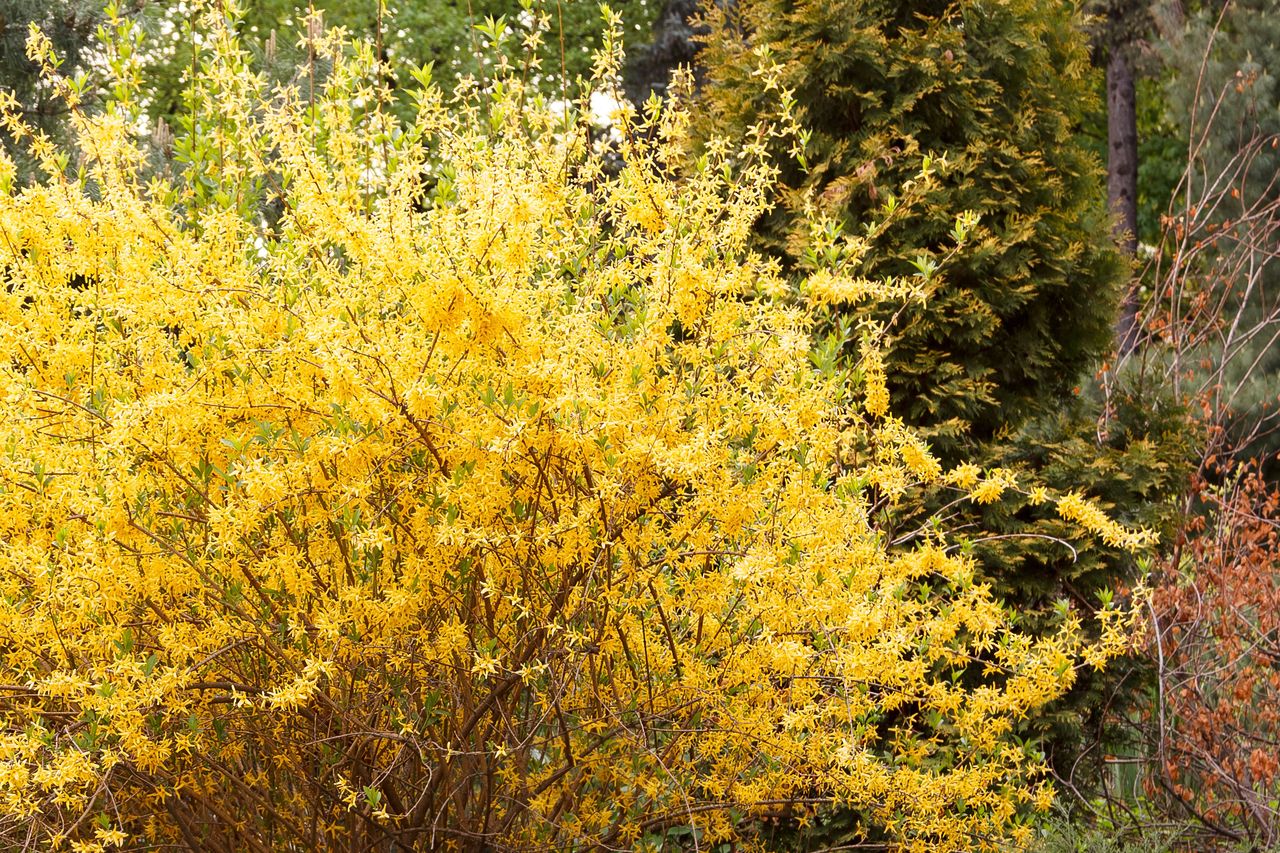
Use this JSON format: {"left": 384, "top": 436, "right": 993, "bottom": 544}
{"left": 0, "top": 7, "right": 1148, "bottom": 850}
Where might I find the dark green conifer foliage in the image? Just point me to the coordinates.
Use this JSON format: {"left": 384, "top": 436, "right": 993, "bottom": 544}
{"left": 970, "top": 380, "right": 1194, "bottom": 770}
{"left": 0, "top": 0, "right": 104, "bottom": 184}
{"left": 695, "top": 0, "right": 1125, "bottom": 449}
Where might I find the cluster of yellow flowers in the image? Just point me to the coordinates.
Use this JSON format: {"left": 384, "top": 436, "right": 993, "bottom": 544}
{"left": 0, "top": 4, "right": 1152, "bottom": 850}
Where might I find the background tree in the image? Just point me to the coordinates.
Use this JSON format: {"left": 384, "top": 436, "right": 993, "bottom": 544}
{"left": 134, "top": 0, "right": 659, "bottom": 125}
{"left": 694, "top": 0, "right": 1125, "bottom": 448}
{"left": 4, "top": 0, "right": 660, "bottom": 163}
{"left": 1156, "top": 0, "right": 1280, "bottom": 467}
{"left": 0, "top": 0, "right": 106, "bottom": 182}
{"left": 623, "top": 0, "right": 700, "bottom": 104}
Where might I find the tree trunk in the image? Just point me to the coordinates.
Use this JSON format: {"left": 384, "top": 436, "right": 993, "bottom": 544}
{"left": 1108, "top": 45, "right": 1141, "bottom": 353}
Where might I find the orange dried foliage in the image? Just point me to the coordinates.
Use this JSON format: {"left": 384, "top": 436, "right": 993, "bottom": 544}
{"left": 1148, "top": 466, "right": 1280, "bottom": 846}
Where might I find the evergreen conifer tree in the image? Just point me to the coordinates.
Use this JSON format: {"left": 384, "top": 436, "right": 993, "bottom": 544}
{"left": 0, "top": 0, "right": 103, "bottom": 183}
{"left": 695, "top": 0, "right": 1125, "bottom": 447}
{"left": 689, "top": 0, "right": 1194, "bottom": 802}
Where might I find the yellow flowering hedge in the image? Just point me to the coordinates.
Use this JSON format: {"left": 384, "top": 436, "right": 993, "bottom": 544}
{"left": 0, "top": 7, "right": 1147, "bottom": 851}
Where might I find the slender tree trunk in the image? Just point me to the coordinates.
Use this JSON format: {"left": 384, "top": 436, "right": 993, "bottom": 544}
{"left": 1108, "top": 45, "right": 1141, "bottom": 353}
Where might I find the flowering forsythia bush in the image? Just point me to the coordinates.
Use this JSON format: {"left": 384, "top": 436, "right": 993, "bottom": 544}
{"left": 0, "top": 7, "right": 1149, "bottom": 851}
